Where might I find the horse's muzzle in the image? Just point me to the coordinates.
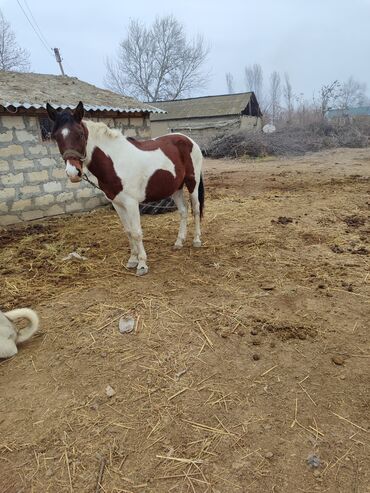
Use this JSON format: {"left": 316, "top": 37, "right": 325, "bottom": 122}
{"left": 65, "top": 158, "right": 83, "bottom": 183}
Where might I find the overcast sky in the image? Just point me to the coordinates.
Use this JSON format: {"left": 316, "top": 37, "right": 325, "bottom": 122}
{"left": 0, "top": 0, "right": 369, "bottom": 102}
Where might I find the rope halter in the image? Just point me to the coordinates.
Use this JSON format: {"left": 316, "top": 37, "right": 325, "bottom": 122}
{"left": 62, "top": 149, "right": 87, "bottom": 162}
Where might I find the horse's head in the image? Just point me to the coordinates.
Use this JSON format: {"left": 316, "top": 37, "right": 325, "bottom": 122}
{"left": 46, "top": 101, "right": 87, "bottom": 183}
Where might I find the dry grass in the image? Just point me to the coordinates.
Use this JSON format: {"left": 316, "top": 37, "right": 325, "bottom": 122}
{"left": 0, "top": 149, "right": 369, "bottom": 492}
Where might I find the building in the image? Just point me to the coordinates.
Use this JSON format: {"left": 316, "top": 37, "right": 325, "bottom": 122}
{"left": 326, "top": 106, "right": 370, "bottom": 123}
{"left": 0, "top": 71, "right": 163, "bottom": 226}
{"left": 150, "top": 92, "right": 262, "bottom": 149}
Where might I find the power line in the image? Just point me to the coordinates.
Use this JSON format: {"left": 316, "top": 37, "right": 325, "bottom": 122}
{"left": 16, "top": 0, "right": 53, "bottom": 57}
{"left": 16, "top": 0, "right": 72, "bottom": 76}
{"left": 23, "top": 0, "right": 52, "bottom": 51}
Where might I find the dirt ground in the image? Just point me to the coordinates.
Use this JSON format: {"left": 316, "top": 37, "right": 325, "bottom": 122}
{"left": 0, "top": 147, "right": 369, "bottom": 493}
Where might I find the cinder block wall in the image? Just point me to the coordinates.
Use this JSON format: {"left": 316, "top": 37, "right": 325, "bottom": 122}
{"left": 0, "top": 113, "right": 151, "bottom": 226}
{"left": 150, "top": 115, "right": 261, "bottom": 150}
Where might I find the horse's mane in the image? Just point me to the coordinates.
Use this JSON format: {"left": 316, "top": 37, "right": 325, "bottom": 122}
{"left": 84, "top": 120, "right": 123, "bottom": 140}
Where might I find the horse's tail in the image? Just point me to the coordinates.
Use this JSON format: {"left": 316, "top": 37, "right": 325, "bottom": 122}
{"left": 5, "top": 308, "right": 39, "bottom": 343}
{"left": 198, "top": 174, "right": 205, "bottom": 219}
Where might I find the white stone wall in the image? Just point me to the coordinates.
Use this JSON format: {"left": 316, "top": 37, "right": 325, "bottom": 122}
{"left": 0, "top": 113, "right": 151, "bottom": 226}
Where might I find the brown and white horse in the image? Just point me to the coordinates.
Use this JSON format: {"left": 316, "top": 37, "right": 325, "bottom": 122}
{"left": 46, "top": 102, "right": 204, "bottom": 276}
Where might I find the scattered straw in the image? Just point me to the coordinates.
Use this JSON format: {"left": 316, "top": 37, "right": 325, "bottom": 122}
{"left": 168, "top": 387, "right": 189, "bottom": 401}
{"left": 65, "top": 450, "right": 73, "bottom": 492}
{"left": 299, "top": 382, "right": 317, "bottom": 406}
{"left": 328, "top": 446, "right": 353, "bottom": 471}
{"left": 95, "top": 457, "right": 106, "bottom": 493}
{"left": 331, "top": 412, "right": 368, "bottom": 433}
{"left": 195, "top": 321, "right": 214, "bottom": 349}
{"left": 1, "top": 155, "right": 369, "bottom": 492}
{"left": 291, "top": 398, "right": 324, "bottom": 437}
{"left": 260, "top": 365, "right": 278, "bottom": 377}
{"left": 183, "top": 419, "right": 236, "bottom": 436}
{"left": 156, "top": 455, "right": 203, "bottom": 465}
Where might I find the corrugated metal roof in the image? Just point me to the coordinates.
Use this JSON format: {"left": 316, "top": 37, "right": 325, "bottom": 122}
{"left": 0, "top": 72, "right": 164, "bottom": 114}
{"left": 151, "top": 92, "right": 260, "bottom": 121}
{"left": 327, "top": 106, "right": 370, "bottom": 118}
{"left": 1, "top": 101, "right": 163, "bottom": 114}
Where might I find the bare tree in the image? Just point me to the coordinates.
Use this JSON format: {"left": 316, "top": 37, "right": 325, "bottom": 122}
{"left": 244, "top": 63, "right": 263, "bottom": 103}
{"left": 318, "top": 80, "right": 341, "bottom": 117}
{"left": 225, "top": 72, "right": 234, "bottom": 94}
{"left": 338, "top": 76, "right": 368, "bottom": 109}
{"left": 283, "top": 72, "right": 294, "bottom": 123}
{"left": 0, "top": 10, "right": 30, "bottom": 72}
{"left": 269, "top": 71, "right": 281, "bottom": 123}
{"left": 105, "top": 15, "right": 209, "bottom": 101}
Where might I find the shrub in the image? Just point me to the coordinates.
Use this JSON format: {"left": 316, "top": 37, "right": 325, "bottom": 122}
{"left": 205, "top": 122, "right": 369, "bottom": 159}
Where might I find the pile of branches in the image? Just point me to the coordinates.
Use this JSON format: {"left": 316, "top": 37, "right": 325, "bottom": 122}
{"left": 206, "top": 122, "right": 369, "bottom": 159}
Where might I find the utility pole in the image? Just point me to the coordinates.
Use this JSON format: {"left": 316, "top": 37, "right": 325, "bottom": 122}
{"left": 53, "top": 48, "right": 66, "bottom": 76}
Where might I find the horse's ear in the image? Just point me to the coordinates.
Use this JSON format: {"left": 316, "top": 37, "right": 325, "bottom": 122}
{"left": 74, "top": 101, "right": 84, "bottom": 123}
{"left": 46, "top": 102, "right": 57, "bottom": 121}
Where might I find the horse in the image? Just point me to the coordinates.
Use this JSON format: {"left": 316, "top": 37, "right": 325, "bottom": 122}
{"left": 46, "top": 102, "right": 204, "bottom": 276}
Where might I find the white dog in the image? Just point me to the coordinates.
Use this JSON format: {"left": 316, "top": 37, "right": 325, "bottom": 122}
{"left": 0, "top": 309, "right": 39, "bottom": 358}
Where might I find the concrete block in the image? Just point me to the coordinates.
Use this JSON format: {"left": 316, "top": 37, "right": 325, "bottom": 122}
{"left": 11, "top": 199, "right": 32, "bottom": 211}
{"left": 66, "top": 202, "right": 82, "bottom": 213}
{"left": 0, "top": 160, "right": 9, "bottom": 173}
{"left": 24, "top": 116, "right": 39, "bottom": 130}
{"left": 130, "top": 116, "right": 144, "bottom": 127}
{"left": 1, "top": 173, "right": 24, "bottom": 186}
{"left": 56, "top": 192, "right": 74, "bottom": 202}
{"left": 27, "top": 145, "right": 48, "bottom": 156}
{"left": 27, "top": 170, "right": 49, "bottom": 183}
{"left": 0, "top": 144, "right": 24, "bottom": 158}
{"left": 0, "top": 130, "right": 13, "bottom": 143}
{"left": 0, "top": 188, "right": 16, "bottom": 200}
{"left": 12, "top": 158, "right": 33, "bottom": 170}
{"left": 124, "top": 128, "right": 136, "bottom": 137}
{"left": 138, "top": 128, "right": 151, "bottom": 139}
{"left": 0, "top": 214, "right": 21, "bottom": 226}
{"left": 1, "top": 116, "right": 25, "bottom": 130}
{"left": 19, "top": 185, "right": 41, "bottom": 196}
{"left": 40, "top": 157, "right": 58, "bottom": 167}
{"left": 0, "top": 201, "right": 10, "bottom": 212}
{"left": 15, "top": 130, "right": 37, "bottom": 143}
{"left": 34, "top": 194, "right": 55, "bottom": 207}
{"left": 44, "top": 204, "right": 65, "bottom": 216}
{"left": 43, "top": 181, "right": 62, "bottom": 193}
{"left": 21, "top": 210, "right": 44, "bottom": 221}
{"left": 85, "top": 197, "right": 104, "bottom": 209}
{"left": 76, "top": 187, "right": 95, "bottom": 198}
{"left": 51, "top": 168, "right": 66, "bottom": 179}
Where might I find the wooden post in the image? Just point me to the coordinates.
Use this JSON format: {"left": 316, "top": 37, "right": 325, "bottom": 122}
{"left": 53, "top": 48, "right": 66, "bottom": 76}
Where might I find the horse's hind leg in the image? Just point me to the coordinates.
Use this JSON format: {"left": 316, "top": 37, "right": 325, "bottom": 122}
{"left": 172, "top": 189, "right": 188, "bottom": 249}
{"left": 190, "top": 187, "right": 202, "bottom": 247}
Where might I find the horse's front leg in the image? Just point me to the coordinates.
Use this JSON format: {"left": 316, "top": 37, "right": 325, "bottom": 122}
{"left": 112, "top": 202, "right": 139, "bottom": 269}
{"left": 122, "top": 197, "right": 148, "bottom": 276}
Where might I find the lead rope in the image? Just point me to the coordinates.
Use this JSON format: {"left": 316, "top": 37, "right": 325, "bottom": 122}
{"left": 81, "top": 173, "right": 176, "bottom": 213}
{"left": 82, "top": 172, "right": 102, "bottom": 191}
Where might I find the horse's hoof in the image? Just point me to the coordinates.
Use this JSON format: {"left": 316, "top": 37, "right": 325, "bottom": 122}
{"left": 173, "top": 242, "right": 183, "bottom": 250}
{"left": 126, "top": 260, "right": 138, "bottom": 269}
{"left": 193, "top": 239, "right": 202, "bottom": 248}
{"left": 136, "top": 266, "right": 149, "bottom": 276}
